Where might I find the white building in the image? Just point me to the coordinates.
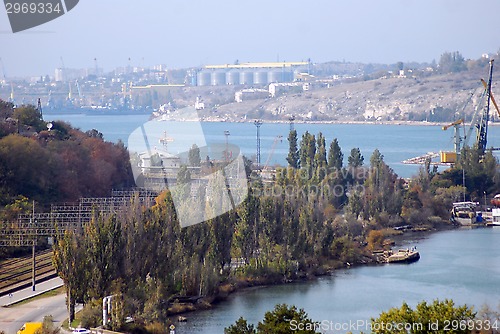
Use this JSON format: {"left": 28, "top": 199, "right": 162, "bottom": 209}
{"left": 235, "top": 89, "right": 269, "bottom": 103}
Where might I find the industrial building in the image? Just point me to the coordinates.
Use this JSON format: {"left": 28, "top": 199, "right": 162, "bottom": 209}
{"left": 195, "top": 61, "right": 311, "bottom": 86}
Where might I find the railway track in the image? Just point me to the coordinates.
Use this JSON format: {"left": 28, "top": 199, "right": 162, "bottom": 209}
{"left": 0, "top": 249, "right": 57, "bottom": 295}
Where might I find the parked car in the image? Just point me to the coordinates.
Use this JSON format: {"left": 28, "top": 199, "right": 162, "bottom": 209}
{"left": 71, "top": 328, "right": 91, "bottom": 334}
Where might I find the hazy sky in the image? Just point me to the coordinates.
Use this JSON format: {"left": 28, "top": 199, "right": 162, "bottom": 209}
{"left": 1, "top": 0, "right": 500, "bottom": 77}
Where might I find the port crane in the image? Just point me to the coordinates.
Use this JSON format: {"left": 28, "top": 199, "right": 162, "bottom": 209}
{"left": 442, "top": 118, "right": 464, "bottom": 157}
{"left": 405, "top": 60, "right": 498, "bottom": 166}
{"left": 263, "top": 135, "right": 283, "bottom": 171}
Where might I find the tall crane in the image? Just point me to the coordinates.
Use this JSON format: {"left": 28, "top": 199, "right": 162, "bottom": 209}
{"left": 442, "top": 119, "right": 464, "bottom": 157}
{"left": 263, "top": 135, "right": 283, "bottom": 171}
{"left": 475, "top": 59, "right": 495, "bottom": 154}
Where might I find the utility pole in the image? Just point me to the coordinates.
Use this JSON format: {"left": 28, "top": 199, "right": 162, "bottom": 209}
{"left": 254, "top": 120, "right": 263, "bottom": 167}
{"left": 31, "top": 200, "right": 36, "bottom": 291}
{"left": 224, "top": 130, "right": 230, "bottom": 163}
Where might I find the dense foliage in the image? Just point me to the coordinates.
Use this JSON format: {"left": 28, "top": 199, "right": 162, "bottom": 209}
{"left": 0, "top": 101, "right": 134, "bottom": 210}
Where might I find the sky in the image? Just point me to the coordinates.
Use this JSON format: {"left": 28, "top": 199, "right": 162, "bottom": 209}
{"left": 1, "top": 0, "right": 500, "bottom": 78}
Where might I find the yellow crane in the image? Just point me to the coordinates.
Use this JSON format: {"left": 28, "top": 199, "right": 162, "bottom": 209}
{"left": 441, "top": 119, "right": 464, "bottom": 163}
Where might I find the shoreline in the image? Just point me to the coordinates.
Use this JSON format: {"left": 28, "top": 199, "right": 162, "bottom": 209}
{"left": 166, "top": 222, "right": 458, "bottom": 321}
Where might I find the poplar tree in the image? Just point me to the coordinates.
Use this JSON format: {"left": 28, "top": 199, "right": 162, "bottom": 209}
{"left": 286, "top": 130, "right": 300, "bottom": 169}
{"left": 327, "top": 138, "right": 343, "bottom": 171}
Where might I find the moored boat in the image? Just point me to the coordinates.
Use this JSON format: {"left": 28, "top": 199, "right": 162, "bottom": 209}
{"left": 451, "top": 201, "right": 483, "bottom": 226}
{"left": 386, "top": 248, "right": 420, "bottom": 263}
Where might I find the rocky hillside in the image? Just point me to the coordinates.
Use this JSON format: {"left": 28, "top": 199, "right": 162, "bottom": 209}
{"left": 162, "top": 65, "right": 499, "bottom": 124}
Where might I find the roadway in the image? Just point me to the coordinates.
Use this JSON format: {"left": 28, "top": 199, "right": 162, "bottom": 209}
{"left": 0, "top": 278, "right": 72, "bottom": 334}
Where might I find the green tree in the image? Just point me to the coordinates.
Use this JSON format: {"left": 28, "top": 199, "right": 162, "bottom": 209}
{"left": 439, "top": 51, "right": 466, "bottom": 74}
{"left": 225, "top": 317, "right": 257, "bottom": 334}
{"left": 85, "top": 214, "right": 123, "bottom": 299}
{"left": 177, "top": 165, "right": 192, "bottom": 184}
{"left": 257, "top": 304, "right": 319, "bottom": 334}
{"left": 347, "top": 148, "right": 364, "bottom": 168}
{"left": 189, "top": 144, "right": 201, "bottom": 167}
{"left": 327, "top": 138, "right": 343, "bottom": 171}
{"left": 286, "top": 130, "right": 300, "bottom": 169}
{"left": 299, "top": 132, "right": 316, "bottom": 178}
{"left": 52, "top": 231, "right": 88, "bottom": 323}
{"left": 371, "top": 299, "right": 476, "bottom": 334}
{"left": 12, "top": 105, "right": 45, "bottom": 131}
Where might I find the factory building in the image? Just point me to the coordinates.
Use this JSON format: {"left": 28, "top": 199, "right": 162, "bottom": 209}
{"left": 195, "top": 61, "right": 310, "bottom": 86}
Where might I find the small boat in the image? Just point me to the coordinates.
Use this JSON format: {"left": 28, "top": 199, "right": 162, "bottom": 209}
{"left": 451, "top": 202, "right": 483, "bottom": 226}
{"left": 386, "top": 248, "right": 420, "bottom": 263}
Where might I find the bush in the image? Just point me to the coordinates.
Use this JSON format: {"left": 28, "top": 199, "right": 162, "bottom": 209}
{"left": 80, "top": 300, "right": 102, "bottom": 329}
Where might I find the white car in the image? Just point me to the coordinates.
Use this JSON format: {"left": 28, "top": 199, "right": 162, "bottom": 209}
{"left": 72, "top": 328, "right": 90, "bottom": 334}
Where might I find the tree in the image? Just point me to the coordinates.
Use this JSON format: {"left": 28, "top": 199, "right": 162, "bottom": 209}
{"left": 189, "top": 144, "right": 201, "bottom": 167}
{"left": 225, "top": 317, "right": 257, "bottom": 334}
{"left": 327, "top": 138, "right": 343, "bottom": 171}
{"left": 314, "top": 133, "right": 327, "bottom": 181}
{"left": 299, "top": 132, "right": 316, "bottom": 178}
{"left": 257, "top": 304, "right": 319, "bottom": 334}
{"left": 347, "top": 147, "right": 364, "bottom": 168}
{"left": 286, "top": 130, "right": 300, "bottom": 169}
{"left": 371, "top": 299, "right": 476, "bottom": 334}
{"left": 52, "top": 231, "right": 88, "bottom": 323}
{"left": 177, "top": 165, "right": 192, "bottom": 184}
{"left": 439, "top": 51, "right": 466, "bottom": 74}
{"left": 38, "top": 315, "right": 60, "bottom": 334}
{"left": 12, "top": 105, "right": 45, "bottom": 131}
{"left": 225, "top": 304, "right": 319, "bottom": 334}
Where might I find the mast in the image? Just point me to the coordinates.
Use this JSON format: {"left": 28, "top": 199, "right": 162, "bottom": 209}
{"left": 476, "top": 59, "right": 494, "bottom": 155}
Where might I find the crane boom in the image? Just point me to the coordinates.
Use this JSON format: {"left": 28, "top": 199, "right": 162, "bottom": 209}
{"left": 442, "top": 119, "right": 463, "bottom": 131}
{"left": 481, "top": 78, "right": 500, "bottom": 119}
{"left": 263, "top": 135, "right": 283, "bottom": 170}
{"left": 476, "top": 59, "right": 494, "bottom": 154}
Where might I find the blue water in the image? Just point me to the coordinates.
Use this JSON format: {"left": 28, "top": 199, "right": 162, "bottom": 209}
{"left": 176, "top": 228, "right": 500, "bottom": 334}
{"left": 43, "top": 114, "right": 500, "bottom": 178}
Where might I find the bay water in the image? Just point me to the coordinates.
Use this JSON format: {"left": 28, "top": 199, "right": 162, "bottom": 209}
{"left": 42, "top": 113, "right": 500, "bottom": 178}
{"left": 176, "top": 227, "right": 500, "bottom": 334}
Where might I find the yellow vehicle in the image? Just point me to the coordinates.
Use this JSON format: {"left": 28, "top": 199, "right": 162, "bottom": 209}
{"left": 17, "top": 322, "right": 43, "bottom": 334}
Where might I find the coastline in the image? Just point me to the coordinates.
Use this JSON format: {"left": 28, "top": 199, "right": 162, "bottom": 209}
{"left": 166, "top": 222, "right": 458, "bottom": 320}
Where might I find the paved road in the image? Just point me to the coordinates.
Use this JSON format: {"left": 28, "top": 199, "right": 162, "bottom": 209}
{"left": 0, "top": 277, "right": 71, "bottom": 334}
{"left": 0, "top": 277, "right": 64, "bottom": 307}
{"left": 0, "top": 293, "right": 68, "bottom": 334}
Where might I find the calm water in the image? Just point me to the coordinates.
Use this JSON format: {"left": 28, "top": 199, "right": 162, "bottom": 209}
{"left": 176, "top": 228, "right": 500, "bottom": 334}
{"left": 42, "top": 113, "right": 500, "bottom": 178}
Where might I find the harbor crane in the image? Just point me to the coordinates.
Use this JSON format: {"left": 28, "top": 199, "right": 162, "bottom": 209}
{"left": 442, "top": 60, "right": 499, "bottom": 163}
{"left": 441, "top": 119, "right": 464, "bottom": 162}
{"left": 405, "top": 60, "right": 498, "bottom": 166}
{"left": 263, "top": 135, "right": 283, "bottom": 171}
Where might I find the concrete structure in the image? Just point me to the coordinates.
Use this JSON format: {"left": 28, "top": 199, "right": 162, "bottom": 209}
{"left": 269, "top": 82, "right": 310, "bottom": 97}
{"left": 139, "top": 151, "right": 181, "bottom": 173}
{"left": 235, "top": 88, "right": 269, "bottom": 102}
